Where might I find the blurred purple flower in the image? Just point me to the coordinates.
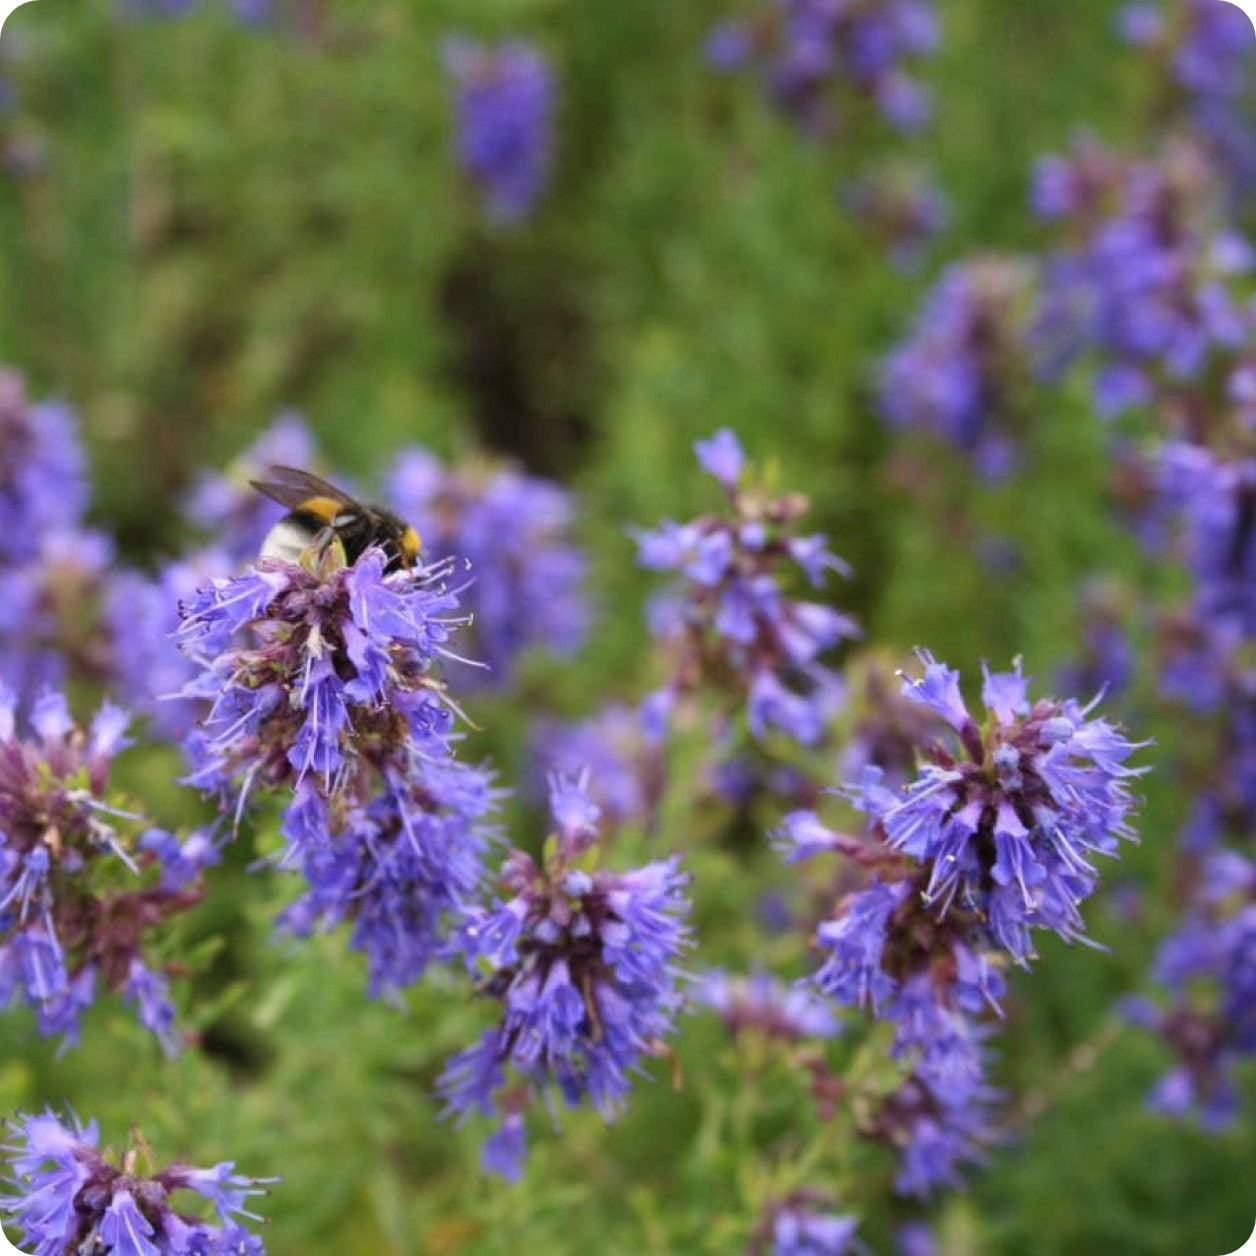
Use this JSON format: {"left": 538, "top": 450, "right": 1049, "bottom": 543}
{"left": 387, "top": 446, "right": 589, "bottom": 687}
{"left": 444, "top": 38, "right": 555, "bottom": 222}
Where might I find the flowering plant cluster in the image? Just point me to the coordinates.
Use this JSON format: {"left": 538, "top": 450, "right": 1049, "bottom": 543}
{"left": 635, "top": 428, "right": 857, "bottom": 750}
{"left": 777, "top": 653, "right": 1143, "bottom": 1193}
{"left": 0, "top": 688, "right": 213, "bottom": 1052}
{"left": 705, "top": 0, "right": 938, "bottom": 138}
{"left": 443, "top": 38, "right": 555, "bottom": 223}
{"left": 176, "top": 541, "right": 495, "bottom": 999}
{"left": 439, "top": 772, "right": 690, "bottom": 1179}
{"left": 8, "top": 0, "right": 1256, "bottom": 1250}
{"left": 2, "top": 1110, "right": 273, "bottom": 1255}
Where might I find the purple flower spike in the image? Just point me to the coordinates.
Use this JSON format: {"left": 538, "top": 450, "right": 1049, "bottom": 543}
{"left": 178, "top": 537, "right": 496, "bottom": 998}
{"left": 858, "top": 655, "right": 1146, "bottom": 964}
{"left": 0, "top": 687, "right": 209, "bottom": 1049}
{"left": 439, "top": 771, "right": 690, "bottom": 1175}
{"left": 445, "top": 38, "right": 556, "bottom": 222}
{"left": 1, "top": 1111, "right": 275, "bottom": 1255}
{"left": 634, "top": 432, "right": 856, "bottom": 754}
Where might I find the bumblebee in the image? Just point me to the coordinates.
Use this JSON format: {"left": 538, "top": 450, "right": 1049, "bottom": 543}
{"left": 250, "top": 465, "right": 421, "bottom": 572}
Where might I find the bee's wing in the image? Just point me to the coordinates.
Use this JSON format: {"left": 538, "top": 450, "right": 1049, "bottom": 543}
{"left": 249, "top": 465, "right": 361, "bottom": 513}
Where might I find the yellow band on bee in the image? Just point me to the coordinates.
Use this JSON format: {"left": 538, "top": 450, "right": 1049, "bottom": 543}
{"left": 299, "top": 496, "right": 348, "bottom": 524}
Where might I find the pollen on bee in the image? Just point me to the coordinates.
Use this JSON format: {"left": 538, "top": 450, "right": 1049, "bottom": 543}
{"left": 401, "top": 526, "right": 422, "bottom": 560}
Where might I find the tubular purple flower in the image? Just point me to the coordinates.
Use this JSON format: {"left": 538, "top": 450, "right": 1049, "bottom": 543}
{"left": 634, "top": 430, "right": 856, "bottom": 753}
{"left": 178, "top": 540, "right": 495, "bottom": 995}
{"left": 1, "top": 1111, "right": 275, "bottom": 1255}
{"left": 851, "top": 652, "right": 1146, "bottom": 964}
{"left": 439, "top": 772, "right": 690, "bottom": 1174}
{"left": 0, "top": 686, "right": 208, "bottom": 1048}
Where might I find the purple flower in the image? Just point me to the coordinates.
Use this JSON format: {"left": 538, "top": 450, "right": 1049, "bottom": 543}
{"left": 0, "top": 528, "right": 114, "bottom": 708}
{"left": 758, "top": 1199, "right": 862, "bottom": 1256}
{"left": 1158, "top": 442, "right": 1256, "bottom": 636}
{"left": 697, "top": 969, "right": 839, "bottom": 1042}
{"left": 851, "top": 652, "right": 1146, "bottom": 964}
{"left": 277, "top": 763, "right": 495, "bottom": 999}
{"left": 444, "top": 38, "right": 555, "bottom": 222}
{"left": 707, "top": 0, "right": 938, "bottom": 139}
{"left": 1, "top": 1110, "right": 274, "bottom": 1255}
{"left": 1130, "top": 851, "right": 1256, "bottom": 1128}
{"left": 178, "top": 548, "right": 467, "bottom": 793}
{"left": 529, "top": 705, "right": 656, "bottom": 828}
{"left": 866, "top": 1023, "right": 1001, "bottom": 1196}
{"left": 695, "top": 428, "right": 746, "bottom": 488}
{"left": 387, "top": 446, "right": 589, "bottom": 687}
{"left": 0, "top": 687, "right": 208, "bottom": 1048}
{"left": 439, "top": 773, "right": 690, "bottom": 1173}
{"left": 0, "top": 371, "right": 89, "bottom": 557}
{"left": 634, "top": 432, "right": 856, "bottom": 751}
{"left": 1034, "top": 136, "right": 1251, "bottom": 412}
{"left": 178, "top": 543, "right": 495, "bottom": 995}
{"left": 880, "top": 256, "right": 1040, "bottom": 475}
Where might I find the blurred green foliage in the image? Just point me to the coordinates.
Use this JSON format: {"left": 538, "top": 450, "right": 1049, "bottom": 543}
{"left": 0, "top": 1, "right": 1252, "bottom": 1253}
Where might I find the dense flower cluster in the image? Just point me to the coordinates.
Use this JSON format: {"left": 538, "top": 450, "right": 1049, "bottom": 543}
{"left": 1120, "top": 0, "right": 1256, "bottom": 196}
{"left": 439, "top": 773, "right": 690, "bottom": 1178}
{"left": 0, "top": 688, "right": 212, "bottom": 1051}
{"left": 879, "top": 256, "right": 1041, "bottom": 476}
{"left": 1125, "top": 851, "right": 1256, "bottom": 1128}
{"left": 444, "top": 38, "right": 555, "bottom": 222}
{"left": 635, "top": 429, "right": 856, "bottom": 748}
{"left": 848, "top": 651, "right": 1144, "bottom": 963}
{"left": 705, "top": 0, "right": 938, "bottom": 138}
{"left": 177, "top": 542, "right": 494, "bottom": 996}
{"left": 0, "top": 371, "right": 113, "bottom": 703}
{"left": 778, "top": 653, "right": 1142, "bottom": 1190}
{"left": 1034, "top": 135, "right": 1250, "bottom": 418}
{"left": 387, "top": 445, "right": 588, "bottom": 686}
{"left": 1, "top": 1110, "right": 274, "bottom": 1255}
